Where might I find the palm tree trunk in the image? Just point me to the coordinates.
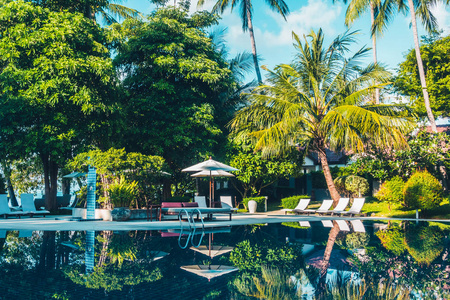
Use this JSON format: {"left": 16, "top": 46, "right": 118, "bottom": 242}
{"left": 246, "top": 6, "right": 263, "bottom": 84}
{"left": 317, "top": 148, "right": 341, "bottom": 207}
{"left": 371, "top": 1, "right": 380, "bottom": 104}
{"left": 407, "top": 0, "right": 437, "bottom": 132}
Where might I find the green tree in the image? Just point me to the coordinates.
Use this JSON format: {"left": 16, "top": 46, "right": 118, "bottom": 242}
{"left": 230, "top": 29, "right": 414, "bottom": 206}
{"left": 112, "top": 7, "right": 236, "bottom": 196}
{"left": 403, "top": 170, "right": 443, "bottom": 211}
{"left": 29, "top": 0, "right": 141, "bottom": 24}
{"left": 229, "top": 146, "right": 300, "bottom": 198}
{"left": 0, "top": 1, "right": 118, "bottom": 211}
{"left": 197, "top": 0, "right": 290, "bottom": 84}
{"left": 395, "top": 35, "right": 450, "bottom": 118}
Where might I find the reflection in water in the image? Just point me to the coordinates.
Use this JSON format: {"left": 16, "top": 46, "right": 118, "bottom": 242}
{"left": 0, "top": 221, "right": 448, "bottom": 298}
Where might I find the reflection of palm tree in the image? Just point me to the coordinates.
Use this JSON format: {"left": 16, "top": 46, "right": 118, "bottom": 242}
{"left": 197, "top": 0, "right": 290, "bottom": 84}
{"left": 230, "top": 29, "right": 413, "bottom": 206}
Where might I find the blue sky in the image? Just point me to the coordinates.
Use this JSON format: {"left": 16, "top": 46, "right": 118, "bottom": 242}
{"left": 125, "top": 0, "right": 450, "bottom": 81}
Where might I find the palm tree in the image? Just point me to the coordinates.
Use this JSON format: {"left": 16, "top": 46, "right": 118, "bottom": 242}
{"left": 197, "top": 0, "right": 290, "bottom": 84}
{"left": 230, "top": 29, "right": 414, "bottom": 206}
{"left": 374, "top": 0, "right": 438, "bottom": 132}
{"left": 343, "top": 0, "right": 384, "bottom": 104}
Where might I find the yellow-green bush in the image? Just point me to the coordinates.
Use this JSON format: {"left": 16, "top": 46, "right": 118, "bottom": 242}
{"left": 281, "top": 195, "right": 310, "bottom": 209}
{"left": 403, "top": 171, "right": 443, "bottom": 210}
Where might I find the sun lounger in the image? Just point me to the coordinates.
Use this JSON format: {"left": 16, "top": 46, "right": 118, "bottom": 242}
{"left": 220, "top": 196, "right": 238, "bottom": 212}
{"left": 20, "top": 193, "right": 50, "bottom": 217}
{"left": 281, "top": 198, "right": 310, "bottom": 214}
{"left": 335, "top": 198, "right": 366, "bottom": 216}
{"left": 194, "top": 196, "right": 207, "bottom": 208}
{"left": 294, "top": 199, "right": 333, "bottom": 215}
{"left": 0, "top": 194, "right": 28, "bottom": 219}
{"left": 324, "top": 197, "right": 349, "bottom": 215}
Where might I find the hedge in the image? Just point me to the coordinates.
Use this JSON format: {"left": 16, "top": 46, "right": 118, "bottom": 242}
{"left": 243, "top": 196, "right": 266, "bottom": 212}
{"left": 281, "top": 195, "right": 310, "bottom": 209}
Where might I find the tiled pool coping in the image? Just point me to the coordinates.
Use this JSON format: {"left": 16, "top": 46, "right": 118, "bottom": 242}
{"left": 0, "top": 210, "right": 448, "bottom": 231}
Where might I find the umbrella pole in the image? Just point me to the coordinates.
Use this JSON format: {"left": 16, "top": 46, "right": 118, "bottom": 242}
{"left": 209, "top": 170, "right": 212, "bottom": 207}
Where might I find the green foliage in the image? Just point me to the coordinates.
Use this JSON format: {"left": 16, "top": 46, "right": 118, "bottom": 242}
{"left": 395, "top": 35, "right": 450, "bottom": 118}
{"left": 376, "top": 226, "right": 406, "bottom": 256}
{"left": 68, "top": 148, "right": 166, "bottom": 208}
{"left": 404, "top": 224, "right": 444, "bottom": 266}
{"left": 111, "top": 7, "right": 235, "bottom": 178}
{"left": 345, "top": 232, "right": 370, "bottom": 249}
{"left": 229, "top": 240, "right": 303, "bottom": 274}
{"left": 108, "top": 176, "right": 138, "bottom": 208}
{"left": 311, "top": 171, "right": 328, "bottom": 189}
{"left": 403, "top": 171, "right": 443, "bottom": 210}
{"left": 280, "top": 195, "right": 309, "bottom": 209}
{"left": 242, "top": 196, "right": 266, "bottom": 212}
{"left": 334, "top": 175, "right": 369, "bottom": 197}
{"left": 375, "top": 176, "right": 405, "bottom": 210}
{"left": 0, "top": 0, "right": 118, "bottom": 210}
{"left": 229, "top": 147, "right": 300, "bottom": 198}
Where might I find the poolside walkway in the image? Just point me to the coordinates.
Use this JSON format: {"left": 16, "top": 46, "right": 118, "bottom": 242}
{"left": 0, "top": 210, "right": 448, "bottom": 231}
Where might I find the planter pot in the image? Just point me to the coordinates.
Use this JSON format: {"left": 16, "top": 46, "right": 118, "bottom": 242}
{"left": 248, "top": 200, "right": 257, "bottom": 214}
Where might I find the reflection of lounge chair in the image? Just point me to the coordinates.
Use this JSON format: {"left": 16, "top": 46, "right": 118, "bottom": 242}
{"left": 295, "top": 199, "right": 333, "bottom": 215}
{"left": 0, "top": 194, "right": 28, "bottom": 219}
{"left": 220, "top": 196, "right": 238, "bottom": 212}
{"left": 335, "top": 220, "right": 350, "bottom": 231}
{"left": 350, "top": 220, "right": 366, "bottom": 232}
{"left": 336, "top": 198, "right": 366, "bottom": 216}
{"left": 20, "top": 193, "right": 50, "bottom": 217}
{"left": 282, "top": 198, "right": 310, "bottom": 214}
{"left": 18, "top": 230, "right": 32, "bottom": 238}
{"left": 321, "top": 220, "right": 333, "bottom": 227}
{"left": 0, "top": 230, "right": 6, "bottom": 238}
{"left": 299, "top": 221, "right": 311, "bottom": 227}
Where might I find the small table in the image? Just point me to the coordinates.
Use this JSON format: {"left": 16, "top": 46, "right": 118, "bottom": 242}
{"left": 147, "top": 204, "right": 161, "bottom": 222}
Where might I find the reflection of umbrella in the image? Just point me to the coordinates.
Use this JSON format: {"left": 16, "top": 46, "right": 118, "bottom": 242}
{"left": 149, "top": 251, "right": 169, "bottom": 261}
{"left": 180, "top": 265, "right": 238, "bottom": 281}
{"left": 182, "top": 158, "right": 238, "bottom": 207}
{"left": 190, "top": 245, "right": 234, "bottom": 258}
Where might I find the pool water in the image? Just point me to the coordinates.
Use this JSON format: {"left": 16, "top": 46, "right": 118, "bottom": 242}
{"left": 0, "top": 220, "right": 448, "bottom": 299}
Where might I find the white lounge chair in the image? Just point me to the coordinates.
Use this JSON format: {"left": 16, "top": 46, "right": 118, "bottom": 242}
{"left": 327, "top": 197, "right": 350, "bottom": 215}
{"left": 336, "top": 198, "right": 366, "bottom": 216}
{"left": 295, "top": 199, "right": 333, "bottom": 215}
{"left": 194, "top": 196, "right": 207, "bottom": 208}
{"left": 0, "top": 194, "right": 28, "bottom": 219}
{"left": 281, "top": 198, "right": 310, "bottom": 214}
{"left": 20, "top": 193, "right": 50, "bottom": 217}
{"left": 220, "top": 196, "right": 238, "bottom": 212}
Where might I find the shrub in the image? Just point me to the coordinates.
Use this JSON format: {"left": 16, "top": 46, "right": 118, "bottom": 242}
{"left": 345, "top": 175, "right": 369, "bottom": 197}
{"left": 281, "top": 195, "right": 310, "bottom": 209}
{"left": 108, "top": 176, "right": 138, "bottom": 208}
{"left": 375, "top": 176, "right": 405, "bottom": 210}
{"left": 243, "top": 196, "right": 266, "bottom": 212}
{"left": 334, "top": 175, "right": 369, "bottom": 197}
{"left": 345, "top": 232, "right": 370, "bottom": 249}
{"left": 403, "top": 171, "right": 443, "bottom": 210}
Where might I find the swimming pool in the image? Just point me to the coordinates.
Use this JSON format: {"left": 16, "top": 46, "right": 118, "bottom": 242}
{"left": 0, "top": 220, "right": 448, "bottom": 299}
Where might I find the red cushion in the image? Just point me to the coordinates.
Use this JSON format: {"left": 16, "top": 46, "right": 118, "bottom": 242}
{"left": 182, "top": 202, "right": 199, "bottom": 207}
{"left": 161, "top": 202, "right": 183, "bottom": 208}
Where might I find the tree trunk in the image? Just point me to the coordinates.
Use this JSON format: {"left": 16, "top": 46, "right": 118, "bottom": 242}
{"left": 41, "top": 153, "right": 58, "bottom": 212}
{"left": 246, "top": 6, "right": 262, "bottom": 84}
{"left": 1, "top": 160, "right": 17, "bottom": 206}
{"left": 371, "top": 1, "right": 380, "bottom": 104}
{"left": 316, "top": 222, "right": 340, "bottom": 296}
{"left": 407, "top": 0, "right": 437, "bottom": 132}
{"left": 317, "top": 148, "right": 341, "bottom": 207}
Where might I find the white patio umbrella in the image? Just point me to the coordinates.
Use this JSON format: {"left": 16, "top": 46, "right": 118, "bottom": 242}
{"left": 180, "top": 265, "right": 238, "bottom": 282}
{"left": 182, "top": 158, "right": 238, "bottom": 207}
